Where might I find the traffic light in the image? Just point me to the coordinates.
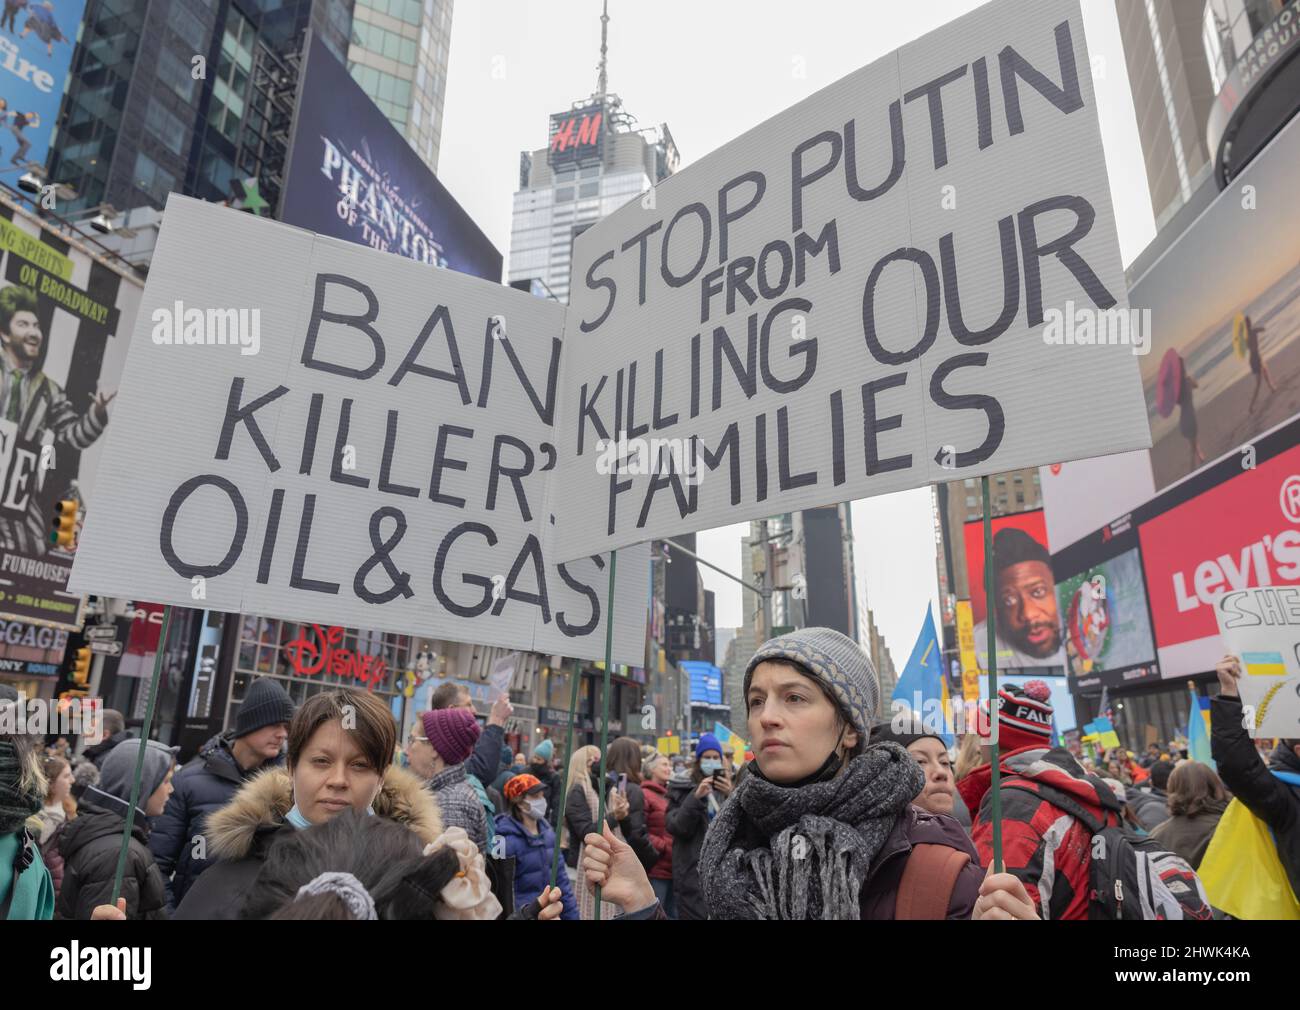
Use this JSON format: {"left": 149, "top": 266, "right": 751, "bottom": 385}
{"left": 57, "top": 689, "right": 88, "bottom": 711}
{"left": 50, "top": 499, "right": 78, "bottom": 548}
{"left": 70, "top": 646, "right": 91, "bottom": 687}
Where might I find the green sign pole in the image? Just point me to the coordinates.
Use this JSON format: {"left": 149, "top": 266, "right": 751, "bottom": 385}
{"left": 981, "top": 477, "right": 1003, "bottom": 873}
{"left": 592, "top": 548, "right": 617, "bottom": 920}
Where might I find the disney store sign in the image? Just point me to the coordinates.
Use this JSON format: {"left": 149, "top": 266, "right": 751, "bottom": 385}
{"left": 283, "top": 624, "right": 389, "bottom": 691}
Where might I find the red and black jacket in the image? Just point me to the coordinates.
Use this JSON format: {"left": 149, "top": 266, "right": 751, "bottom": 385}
{"left": 959, "top": 745, "right": 1122, "bottom": 921}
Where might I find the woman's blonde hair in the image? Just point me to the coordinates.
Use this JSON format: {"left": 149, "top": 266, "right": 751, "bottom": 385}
{"left": 954, "top": 733, "right": 988, "bottom": 781}
{"left": 565, "top": 744, "right": 600, "bottom": 797}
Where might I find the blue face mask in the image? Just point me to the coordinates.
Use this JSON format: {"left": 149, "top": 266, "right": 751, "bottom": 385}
{"left": 700, "top": 759, "right": 723, "bottom": 775}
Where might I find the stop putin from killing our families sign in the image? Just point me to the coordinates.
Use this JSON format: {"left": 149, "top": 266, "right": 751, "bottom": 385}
{"left": 546, "top": 0, "right": 1149, "bottom": 564}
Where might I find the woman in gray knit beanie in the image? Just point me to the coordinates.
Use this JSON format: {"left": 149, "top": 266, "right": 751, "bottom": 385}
{"left": 581, "top": 627, "right": 1038, "bottom": 921}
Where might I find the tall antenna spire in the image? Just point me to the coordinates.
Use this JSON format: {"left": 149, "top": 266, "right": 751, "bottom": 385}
{"left": 596, "top": 0, "right": 610, "bottom": 99}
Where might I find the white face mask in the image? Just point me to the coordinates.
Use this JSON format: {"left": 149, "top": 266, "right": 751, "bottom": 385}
{"left": 524, "top": 797, "right": 547, "bottom": 820}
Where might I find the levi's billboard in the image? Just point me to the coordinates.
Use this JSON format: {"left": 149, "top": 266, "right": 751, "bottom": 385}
{"left": 1138, "top": 441, "right": 1300, "bottom": 679}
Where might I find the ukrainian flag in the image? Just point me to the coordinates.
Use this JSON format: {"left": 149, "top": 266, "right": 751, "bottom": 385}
{"left": 892, "top": 607, "right": 952, "bottom": 744}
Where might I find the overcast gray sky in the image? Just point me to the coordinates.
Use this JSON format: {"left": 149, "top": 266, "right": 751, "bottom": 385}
{"left": 436, "top": 0, "right": 1157, "bottom": 661}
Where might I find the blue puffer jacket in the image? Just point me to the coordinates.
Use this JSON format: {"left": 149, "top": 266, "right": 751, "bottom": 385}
{"left": 493, "top": 812, "right": 578, "bottom": 920}
{"left": 148, "top": 732, "right": 283, "bottom": 911}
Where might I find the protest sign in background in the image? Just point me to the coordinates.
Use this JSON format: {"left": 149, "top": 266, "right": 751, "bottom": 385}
{"left": 69, "top": 196, "right": 648, "bottom": 665}
{"left": 548, "top": 0, "right": 1147, "bottom": 564}
{"left": 1215, "top": 585, "right": 1300, "bottom": 738}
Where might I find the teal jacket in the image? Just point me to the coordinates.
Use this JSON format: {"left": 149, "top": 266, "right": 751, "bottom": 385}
{"left": 1, "top": 829, "right": 55, "bottom": 920}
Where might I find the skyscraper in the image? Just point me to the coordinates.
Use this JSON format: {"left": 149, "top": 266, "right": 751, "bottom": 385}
{"left": 507, "top": 3, "right": 677, "bottom": 304}
{"left": 1113, "top": 0, "right": 1218, "bottom": 230}
{"left": 346, "top": 0, "right": 453, "bottom": 172}
{"left": 49, "top": 0, "right": 354, "bottom": 218}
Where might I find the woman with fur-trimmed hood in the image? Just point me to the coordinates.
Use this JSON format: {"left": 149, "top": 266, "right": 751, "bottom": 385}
{"left": 174, "top": 689, "right": 457, "bottom": 920}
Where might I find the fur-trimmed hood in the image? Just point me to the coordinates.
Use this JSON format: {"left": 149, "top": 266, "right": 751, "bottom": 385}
{"left": 205, "top": 764, "right": 443, "bottom": 861}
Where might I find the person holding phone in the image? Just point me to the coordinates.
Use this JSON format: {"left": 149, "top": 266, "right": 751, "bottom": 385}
{"left": 604, "top": 738, "right": 659, "bottom": 874}
{"left": 662, "top": 733, "right": 732, "bottom": 920}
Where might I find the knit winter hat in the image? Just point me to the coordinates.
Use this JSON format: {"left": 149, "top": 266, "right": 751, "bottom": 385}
{"left": 503, "top": 773, "right": 544, "bottom": 804}
{"left": 695, "top": 733, "right": 723, "bottom": 759}
{"left": 235, "top": 677, "right": 295, "bottom": 739}
{"left": 98, "top": 739, "right": 178, "bottom": 808}
{"left": 422, "top": 707, "right": 481, "bottom": 765}
{"left": 985, "top": 681, "right": 1053, "bottom": 752}
{"left": 532, "top": 738, "right": 554, "bottom": 762}
{"left": 744, "top": 627, "right": 878, "bottom": 737}
{"left": 869, "top": 716, "right": 946, "bottom": 750}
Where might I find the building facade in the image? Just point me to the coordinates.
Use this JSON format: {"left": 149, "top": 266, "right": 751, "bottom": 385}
{"left": 1114, "top": 0, "right": 1218, "bottom": 229}
{"left": 508, "top": 99, "right": 677, "bottom": 303}
{"left": 346, "top": 0, "right": 453, "bottom": 172}
{"left": 48, "top": 0, "right": 355, "bottom": 219}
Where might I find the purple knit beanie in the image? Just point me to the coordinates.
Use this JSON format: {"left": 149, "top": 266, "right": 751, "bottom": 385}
{"left": 422, "top": 707, "right": 481, "bottom": 765}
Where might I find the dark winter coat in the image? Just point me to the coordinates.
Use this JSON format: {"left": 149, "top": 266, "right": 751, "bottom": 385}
{"left": 664, "top": 774, "right": 722, "bottom": 920}
{"left": 622, "top": 802, "right": 982, "bottom": 920}
{"left": 562, "top": 778, "right": 620, "bottom": 868}
{"left": 617, "top": 780, "right": 659, "bottom": 872}
{"left": 493, "top": 812, "right": 578, "bottom": 919}
{"left": 641, "top": 779, "right": 673, "bottom": 880}
{"left": 171, "top": 764, "right": 442, "bottom": 919}
{"left": 961, "top": 744, "right": 1124, "bottom": 921}
{"left": 465, "top": 723, "right": 505, "bottom": 788}
{"left": 55, "top": 794, "right": 168, "bottom": 921}
{"left": 1149, "top": 801, "right": 1227, "bottom": 870}
{"left": 147, "top": 732, "right": 282, "bottom": 911}
{"left": 1127, "top": 785, "right": 1170, "bottom": 832}
{"left": 38, "top": 811, "right": 68, "bottom": 902}
{"left": 81, "top": 731, "right": 133, "bottom": 772}
{"left": 1212, "top": 694, "right": 1300, "bottom": 901}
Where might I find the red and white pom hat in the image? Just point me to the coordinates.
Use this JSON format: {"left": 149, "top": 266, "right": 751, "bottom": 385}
{"left": 988, "top": 680, "right": 1054, "bottom": 752}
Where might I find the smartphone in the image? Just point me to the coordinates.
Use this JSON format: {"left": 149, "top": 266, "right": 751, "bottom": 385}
{"left": 617, "top": 773, "right": 628, "bottom": 796}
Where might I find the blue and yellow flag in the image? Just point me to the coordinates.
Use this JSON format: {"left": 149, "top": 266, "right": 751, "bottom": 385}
{"left": 892, "top": 607, "right": 952, "bottom": 744}
{"left": 1187, "top": 687, "right": 1214, "bottom": 769}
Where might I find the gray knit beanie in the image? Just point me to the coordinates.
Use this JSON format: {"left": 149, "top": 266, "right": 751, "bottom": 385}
{"left": 744, "top": 627, "right": 878, "bottom": 737}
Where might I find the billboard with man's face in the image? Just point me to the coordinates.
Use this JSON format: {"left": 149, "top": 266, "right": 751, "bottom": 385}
{"left": 0, "top": 199, "right": 142, "bottom": 629}
{"left": 963, "top": 509, "right": 1065, "bottom": 675}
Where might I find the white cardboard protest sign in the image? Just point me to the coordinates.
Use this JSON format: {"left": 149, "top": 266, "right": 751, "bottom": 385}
{"left": 549, "top": 0, "right": 1148, "bottom": 563}
{"left": 69, "top": 196, "right": 648, "bottom": 665}
{"left": 1215, "top": 586, "right": 1300, "bottom": 738}
{"left": 489, "top": 652, "right": 519, "bottom": 694}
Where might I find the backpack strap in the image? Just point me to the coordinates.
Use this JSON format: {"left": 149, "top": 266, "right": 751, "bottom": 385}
{"left": 895, "top": 843, "right": 970, "bottom": 920}
{"left": 1, "top": 828, "right": 36, "bottom": 921}
{"left": 1000, "top": 779, "right": 1106, "bottom": 835}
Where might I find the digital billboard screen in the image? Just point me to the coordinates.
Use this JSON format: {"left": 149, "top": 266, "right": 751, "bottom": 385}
{"left": 962, "top": 509, "right": 1065, "bottom": 675}
{"left": 1131, "top": 111, "right": 1300, "bottom": 493}
{"left": 1052, "top": 528, "right": 1160, "bottom": 692}
{"left": 281, "top": 34, "right": 501, "bottom": 282}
